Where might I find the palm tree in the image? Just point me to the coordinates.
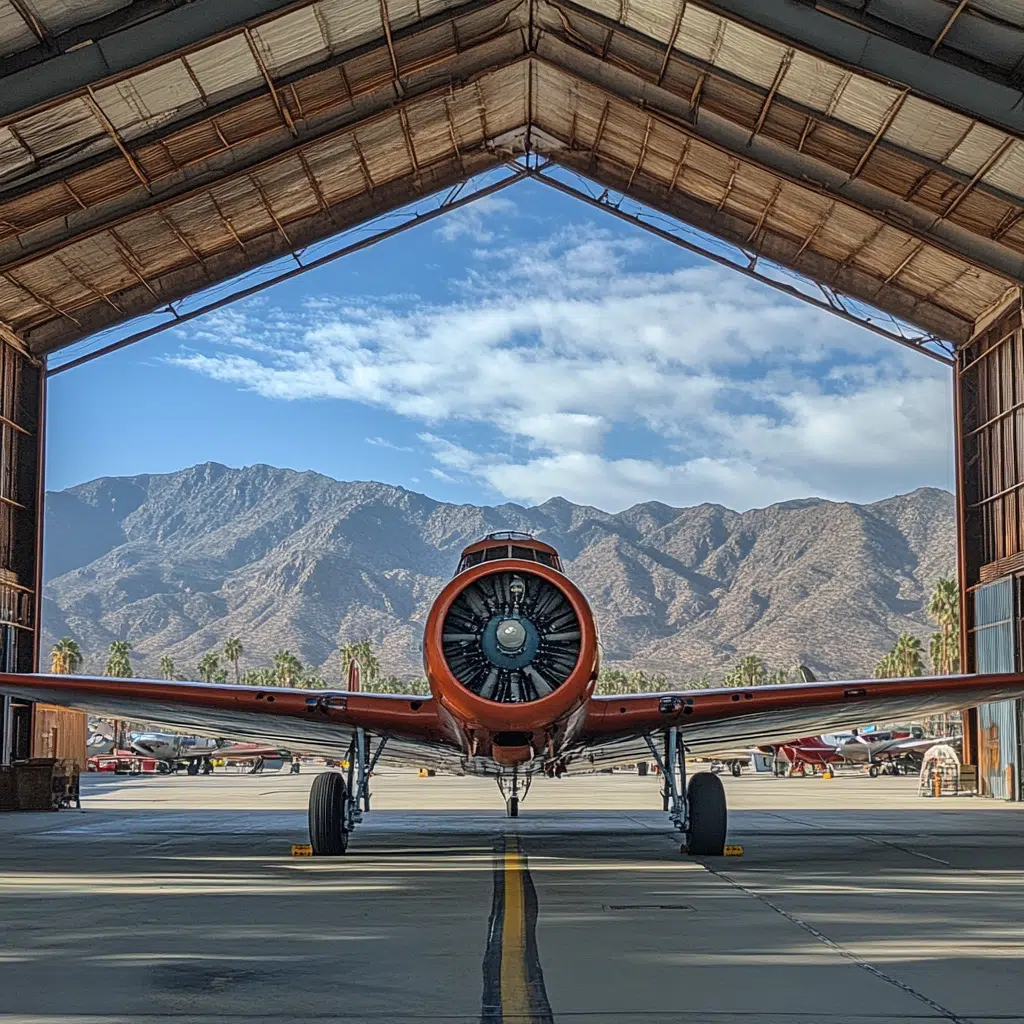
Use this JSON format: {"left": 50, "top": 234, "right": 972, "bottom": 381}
{"left": 197, "top": 652, "right": 221, "bottom": 683}
{"left": 927, "top": 577, "right": 960, "bottom": 675}
{"left": 159, "top": 655, "right": 175, "bottom": 681}
{"left": 894, "top": 633, "right": 924, "bottom": 677}
{"left": 223, "top": 637, "right": 243, "bottom": 685}
{"left": 339, "top": 639, "right": 380, "bottom": 685}
{"left": 273, "top": 649, "right": 303, "bottom": 687}
{"left": 50, "top": 637, "right": 83, "bottom": 675}
{"left": 725, "top": 655, "right": 765, "bottom": 688}
{"left": 241, "top": 667, "right": 278, "bottom": 687}
{"left": 105, "top": 640, "right": 132, "bottom": 678}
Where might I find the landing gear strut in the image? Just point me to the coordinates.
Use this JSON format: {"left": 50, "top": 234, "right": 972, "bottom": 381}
{"left": 645, "top": 727, "right": 728, "bottom": 856}
{"left": 307, "top": 728, "right": 388, "bottom": 855}
{"left": 497, "top": 771, "right": 531, "bottom": 817}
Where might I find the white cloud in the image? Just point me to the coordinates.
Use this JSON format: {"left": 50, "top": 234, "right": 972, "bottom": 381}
{"left": 168, "top": 219, "right": 953, "bottom": 512}
{"left": 365, "top": 436, "right": 413, "bottom": 452}
{"left": 434, "top": 195, "right": 517, "bottom": 243}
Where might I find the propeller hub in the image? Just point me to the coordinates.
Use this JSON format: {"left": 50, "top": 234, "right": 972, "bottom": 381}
{"left": 496, "top": 619, "right": 527, "bottom": 651}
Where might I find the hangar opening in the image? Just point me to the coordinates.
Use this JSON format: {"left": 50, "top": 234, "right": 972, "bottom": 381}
{"left": 1, "top": 0, "right": 1023, "bottom": 791}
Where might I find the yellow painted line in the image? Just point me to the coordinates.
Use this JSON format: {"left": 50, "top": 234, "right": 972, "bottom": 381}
{"left": 500, "top": 836, "right": 530, "bottom": 1020}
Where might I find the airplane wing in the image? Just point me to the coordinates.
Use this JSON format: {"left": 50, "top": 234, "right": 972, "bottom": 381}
{"left": 572, "top": 672, "right": 1024, "bottom": 771}
{"left": 0, "top": 673, "right": 462, "bottom": 772}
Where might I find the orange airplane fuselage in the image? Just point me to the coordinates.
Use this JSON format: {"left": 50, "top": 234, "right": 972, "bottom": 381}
{"left": 422, "top": 534, "right": 600, "bottom": 768}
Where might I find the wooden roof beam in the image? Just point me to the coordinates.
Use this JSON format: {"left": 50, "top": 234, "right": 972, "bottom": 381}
{"left": 930, "top": 0, "right": 970, "bottom": 55}
{"left": 656, "top": 1, "right": 687, "bottom": 86}
{"left": 850, "top": 89, "right": 909, "bottom": 179}
{"left": 748, "top": 49, "right": 793, "bottom": 144}
{"left": 243, "top": 27, "right": 298, "bottom": 138}
{"left": 379, "top": 0, "right": 406, "bottom": 98}
{"left": 83, "top": 88, "right": 152, "bottom": 194}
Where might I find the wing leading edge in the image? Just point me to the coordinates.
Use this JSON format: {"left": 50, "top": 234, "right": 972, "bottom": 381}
{"left": 574, "top": 673, "right": 1024, "bottom": 771}
{"left": 0, "top": 673, "right": 462, "bottom": 771}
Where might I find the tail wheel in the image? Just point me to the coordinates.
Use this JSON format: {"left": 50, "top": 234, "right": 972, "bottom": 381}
{"left": 506, "top": 796, "right": 519, "bottom": 818}
{"left": 308, "top": 771, "right": 350, "bottom": 856}
{"left": 686, "top": 772, "right": 727, "bottom": 856}
{"left": 730, "top": 761, "right": 742, "bottom": 778}
{"left": 868, "top": 764, "right": 879, "bottom": 778}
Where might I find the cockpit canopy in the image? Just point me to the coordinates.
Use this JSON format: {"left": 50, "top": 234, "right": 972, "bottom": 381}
{"left": 456, "top": 532, "right": 562, "bottom": 573}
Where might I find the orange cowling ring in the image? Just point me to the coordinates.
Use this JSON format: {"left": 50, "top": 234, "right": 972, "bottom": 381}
{"left": 423, "top": 559, "right": 599, "bottom": 733}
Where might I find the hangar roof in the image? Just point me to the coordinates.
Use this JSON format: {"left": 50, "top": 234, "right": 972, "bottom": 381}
{"left": 1, "top": 0, "right": 1023, "bottom": 363}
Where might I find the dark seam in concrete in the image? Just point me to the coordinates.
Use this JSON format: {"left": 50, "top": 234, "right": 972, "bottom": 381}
{"left": 521, "top": 840, "right": 555, "bottom": 1024}
{"left": 699, "top": 861, "right": 972, "bottom": 1024}
{"left": 480, "top": 837, "right": 506, "bottom": 1024}
{"left": 479, "top": 835, "right": 554, "bottom": 1024}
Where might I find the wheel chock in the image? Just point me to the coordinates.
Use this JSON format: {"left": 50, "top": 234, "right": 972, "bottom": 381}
{"left": 822, "top": 770, "right": 834, "bottom": 780}
{"left": 290, "top": 844, "right": 313, "bottom": 856}
{"left": 680, "top": 843, "right": 744, "bottom": 856}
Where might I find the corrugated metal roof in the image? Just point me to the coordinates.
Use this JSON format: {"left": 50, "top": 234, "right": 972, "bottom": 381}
{"left": 0, "top": 0, "right": 1021, "bottom": 357}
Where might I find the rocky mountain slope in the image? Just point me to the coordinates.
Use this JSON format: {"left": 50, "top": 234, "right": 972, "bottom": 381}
{"left": 41, "top": 463, "right": 956, "bottom": 683}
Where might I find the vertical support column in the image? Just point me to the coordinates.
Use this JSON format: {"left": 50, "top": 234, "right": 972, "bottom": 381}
{"left": 957, "top": 290, "right": 1024, "bottom": 777}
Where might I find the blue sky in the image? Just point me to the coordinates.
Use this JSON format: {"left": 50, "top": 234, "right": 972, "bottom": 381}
{"left": 46, "top": 176, "right": 956, "bottom": 512}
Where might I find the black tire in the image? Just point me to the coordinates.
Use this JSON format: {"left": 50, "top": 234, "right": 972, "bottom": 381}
{"left": 507, "top": 796, "right": 519, "bottom": 818}
{"left": 730, "top": 761, "right": 742, "bottom": 778}
{"left": 638, "top": 761, "right": 649, "bottom": 777}
{"left": 686, "top": 772, "right": 727, "bottom": 856}
{"left": 186, "top": 760, "right": 199, "bottom": 776}
{"left": 308, "top": 771, "right": 350, "bottom": 856}
{"left": 868, "top": 764, "right": 879, "bottom": 778}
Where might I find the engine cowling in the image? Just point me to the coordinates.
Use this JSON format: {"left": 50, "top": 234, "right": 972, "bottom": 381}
{"left": 423, "top": 559, "right": 599, "bottom": 733}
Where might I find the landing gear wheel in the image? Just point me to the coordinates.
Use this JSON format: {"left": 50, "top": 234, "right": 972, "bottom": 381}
{"left": 290, "top": 761, "right": 301, "bottom": 775}
{"left": 730, "top": 761, "right": 742, "bottom": 778}
{"left": 506, "top": 796, "right": 519, "bottom": 818}
{"left": 308, "top": 771, "right": 350, "bottom": 856}
{"left": 186, "top": 760, "right": 199, "bottom": 776}
{"left": 686, "top": 772, "right": 727, "bottom": 856}
{"left": 868, "top": 764, "right": 879, "bottom": 778}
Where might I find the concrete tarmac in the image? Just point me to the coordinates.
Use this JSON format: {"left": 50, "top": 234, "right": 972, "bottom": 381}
{"left": 2, "top": 768, "right": 1024, "bottom": 1023}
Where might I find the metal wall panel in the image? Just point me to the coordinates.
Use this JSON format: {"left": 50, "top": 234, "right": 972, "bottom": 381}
{"left": 974, "top": 579, "right": 1018, "bottom": 798}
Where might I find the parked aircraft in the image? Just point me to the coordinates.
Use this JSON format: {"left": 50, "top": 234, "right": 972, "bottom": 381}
{"left": 128, "top": 733, "right": 291, "bottom": 774}
{"left": 3, "top": 532, "right": 1021, "bottom": 857}
{"left": 771, "top": 727, "right": 960, "bottom": 776}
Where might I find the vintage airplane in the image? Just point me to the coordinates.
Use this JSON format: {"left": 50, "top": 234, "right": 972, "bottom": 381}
{"left": 771, "top": 727, "right": 959, "bottom": 776}
{"left": 3, "top": 531, "right": 1022, "bottom": 857}
{"left": 128, "top": 733, "right": 292, "bottom": 774}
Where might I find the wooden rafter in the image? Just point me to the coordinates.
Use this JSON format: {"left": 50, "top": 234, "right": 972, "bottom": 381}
{"left": 656, "top": 1, "right": 687, "bottom": 86}
{"left": 589, "top": 101, "right": 610, "bottom": 170}
{"left": 84, "top": 88, "right": 152, "bottom": 193}
{"left": 180, "top": 55, "right": 211, "bottom": 106}
{"left": 746, "top": 182, "right": 782, "bottom": 243}
{"left": 666, "top": 136, "right": 691, "bottom": 196}
{"left": 5, "top": 273, "right": 80, "bottom": 328}
{"left": 626, "top": 117, "right": 653, "bottom": 192}
{"left": 351, "top": 135, "right": 375, "bottom": 193}
{"left": 249, "top": 174, "right": 292, "bottom": 248}
{"left": 398, "top": 108, "right": 421, "bottom": 178}
{"left": 156, "top": 209, "right": 208, "bottom": 271}
{"left": 943, "top": 137, "right": 1016, "bottom": 219}
{"left": 749, "top": 50, "right": 794, "bottom": 144}
{"left": 797, "top": 72, "right": 850, "bottom": 153}
{"left": 831, "top": 222, "right": 886, "bottom": 281}
{"left": 881, "top": 242, "right": 924, "bottom": 288}
{"left": 109, "top": 229, "right": 162, "bottom": 302}
{"left": 296, "top": 151, "right": 333, "bottom": 219}
{"left": 931, "top": 0, "right": 969, "bottom": 54}
{"left": 444, "top": 99, "right": 466, "bottom": 173}
{"left": 53, "top": 255, "right": 124, "bottom": 315}
{"left": 793, "top": 203, "right": 835, "bottom": 259}
{"left": 715, "top": 165, "right": 738, "bottom": 213}
{"left": 244, "top": 28, "right": 298, "bottom": 138}
{"left": 379, "top": 0, "right": 405, "bottom": 98}
{"left": 207, "top": 193, "right": 248, "bottom": 253}
{"left": 850, "top": 89, "right": 909, "bottom": 179}
{"left": 8, "top": 0, "right": 49, "bottom": 47}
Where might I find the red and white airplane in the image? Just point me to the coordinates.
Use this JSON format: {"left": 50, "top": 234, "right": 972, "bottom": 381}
{"left": 3, "top": 532, "right": 1020, "bottom": 856}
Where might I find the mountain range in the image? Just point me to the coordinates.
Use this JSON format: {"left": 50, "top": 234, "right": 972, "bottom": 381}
{"left": 41, "top": 462, "right": 956, "bottom": 683}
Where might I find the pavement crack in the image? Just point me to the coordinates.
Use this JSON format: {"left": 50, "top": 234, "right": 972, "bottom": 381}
{"left": 698, "top": 861, "right": 972, "bottom": 1024}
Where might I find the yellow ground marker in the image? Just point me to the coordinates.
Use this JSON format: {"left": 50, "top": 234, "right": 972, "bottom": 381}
{"left": 290, "top": 844, "right": 313, "bottom": 856}
{"left": 500, "top": 836, "right": 531, "bottom": 1020}
{"left": 724, "top": 845, "right": 744, "bottom": 856}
